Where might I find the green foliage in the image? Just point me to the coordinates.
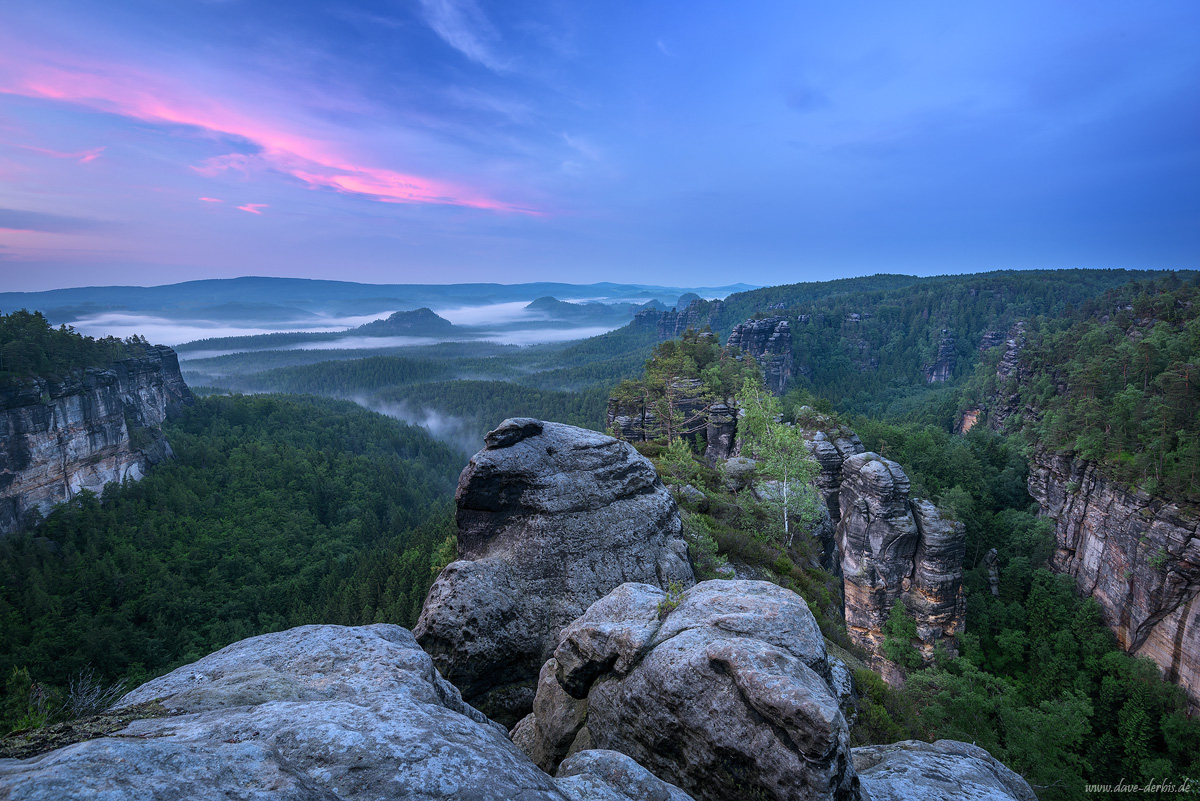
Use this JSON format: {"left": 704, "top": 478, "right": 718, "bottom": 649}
{"left": 0, "top": 309, "right": 142, "bottom": 385}
{"left": 736, "top": 378, "right": 821, "bottom": 545}
{"left": 0, "top": 394, "right": 461, "bottom": 716}
{"left": 657, "top": 580, "right": 685, "bottom": 619}
{"left": 1001, "top": 278, "right": 1200, "bottom": 502}
{"left": 881, "top": 602, "right": 923, "bottom": 669}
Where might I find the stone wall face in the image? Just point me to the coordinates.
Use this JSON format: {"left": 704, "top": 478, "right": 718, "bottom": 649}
{"left": 0, "top": 346, "right": 192, "bottom": 534}
{"left": 1029, "top": 449, "right": 1200, "bottom": 707}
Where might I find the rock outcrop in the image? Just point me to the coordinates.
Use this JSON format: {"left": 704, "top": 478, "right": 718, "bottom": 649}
{"left": 414, "top": 419, "right": 695, "bottom": 727}
{"left": 726, "top": 316, "right": 792, "bottom": 394}
{"left": 987, "top": 322, "right": 1027, "bottom": 431}
{"left": 852, "top": 740, "right": 1036, "bottom": 801}
{"left": 794, "top": 410, "right": 866, "bottom": 569}
{"left": 513, "top": 580, "right": 860, "bottom": 801}
{"left": 0, "top": 624, "right": 694, "bottom": 801}
{"left": 655, "top": 299, "right": 725, "bottom": 340}
{"left": 923, "top": 329, "right": 956, "bottom": 383}
{"left": 837, "top": 453, "right": 965, "bottom": 668}
{"left": 1029, "top": 449, "right": 1200, "bottom": 707}
{"left": 0, "top": 346, "right": 193, "bottom": 535}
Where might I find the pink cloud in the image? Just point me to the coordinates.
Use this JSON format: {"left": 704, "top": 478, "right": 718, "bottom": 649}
{"left": 198, "top": 196, "right": 223, "bottom": 203}
{"left": 5, "top": 142, "right": 104, "bottom": 162}
{"left": 0, "top": 56, "right": 534, "bottom": 213}
{"left": 237, "top": 203, "right": 267, "bottom": 214}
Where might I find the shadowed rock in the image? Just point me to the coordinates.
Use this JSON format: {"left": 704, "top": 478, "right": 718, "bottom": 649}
{"left": 852, "top": 740, "right": 1035, "bottom": 801}
{"left": 415, "top": 419, "right": 694, "bottom": 727}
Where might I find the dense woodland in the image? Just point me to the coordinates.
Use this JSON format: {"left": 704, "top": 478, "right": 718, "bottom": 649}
{"left": 0, "top": 310, "right": 144, "bottom": 386}
{"left": 4, "top": 272, "right": 1200, "bottom": 797}
{"left": 1, "top": 395, "right": 461, "bottom": 731}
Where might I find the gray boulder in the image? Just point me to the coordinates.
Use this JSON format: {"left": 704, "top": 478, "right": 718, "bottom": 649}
{"left": 415, "top": 418, "right": 695, "bottom": 727}
{"left": 513, "top": 580, "right": 860, "bottom": 801}
{"left": 853, "top": 740, "right": 1036, "bottom": 801}
{"left": 0, "top": 624, "right": 693, "bottom": 801}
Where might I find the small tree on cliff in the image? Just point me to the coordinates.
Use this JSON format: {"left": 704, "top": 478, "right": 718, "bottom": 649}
{"left": 735, "top": 377, "right": 821, "bottom": 546}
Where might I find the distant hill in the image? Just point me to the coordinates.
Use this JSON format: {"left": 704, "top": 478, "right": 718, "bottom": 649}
{"left": 354, "top": 308, "right": 456, "bottom": 336}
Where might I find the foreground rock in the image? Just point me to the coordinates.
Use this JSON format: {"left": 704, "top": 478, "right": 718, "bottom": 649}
{"left": 415, "top": 419, "right": 695, "bottom": 726}
{"left": 0, "top": 624, "right": 692, "bottom": 801}
{"left": 837, "top": 453, "right": 966, "bottom": 669}
{"left": 853, "top": 740, "right": 1036, "bottom": 801}
{"left": 513, "top": 580, "right": 860, "bottom": 801}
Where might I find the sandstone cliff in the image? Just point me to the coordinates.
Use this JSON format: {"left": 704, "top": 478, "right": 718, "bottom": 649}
{"left": 0, "top": 346, "right": 192, "bottom": 534}
{"left": 414, "top": 419, "right": 694, "bottom": 727}
{"left": 726, "top": 316, "right": 792, "bottom": 394}
{"left": 1029, "top": 449, "right": 1200, "bottom": 707}
{"left": 837, "top": 453, "right": 966, "bottom": 669}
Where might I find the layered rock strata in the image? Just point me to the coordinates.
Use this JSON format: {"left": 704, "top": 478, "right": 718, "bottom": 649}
{"left": 414, "top": 419, "right": 695, "bottom": 727}
{"left": 726, "top": 316, "right": 792, "bottom": 394}
{"left": 836, "top": 453, "right": 966, "bottom": 667}
{"left": 0, "top": 624, "right": 693, "bottom": 801}
{"left": 512, "top": 580, "right": 860, "bottom": 801}
{"left": 1029, "top": 449, "right": 1200, "bottom": 707}
{"left": 795, "top": 411, "right": 866, "bottom": 569}
{"left": 923, "top": 329, "right": 956, "bottom": 383}
{"left": 0, "top": 346, "right": 192, "bottom": 534}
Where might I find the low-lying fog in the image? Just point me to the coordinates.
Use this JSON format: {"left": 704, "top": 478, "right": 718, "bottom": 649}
{"left": 70, "top": 302, "right": 629, "bottom": 356}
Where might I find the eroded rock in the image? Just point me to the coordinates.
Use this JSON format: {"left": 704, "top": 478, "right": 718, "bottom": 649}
{"left": 415, "top": 419, "right": 695, "bottom": 726}
{"left": 514, "top": 580, "right": 860, "bottom": 801}
{"left": 852, "top": 740, "right": 1035, "bottom": 801}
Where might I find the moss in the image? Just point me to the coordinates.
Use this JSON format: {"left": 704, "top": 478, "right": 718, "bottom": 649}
{"left": 0, "top": 701, "right": 177, "bottom": 760}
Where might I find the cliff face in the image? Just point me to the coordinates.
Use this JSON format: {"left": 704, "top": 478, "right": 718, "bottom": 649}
{"left": 656, "top": 299, "right": 726, "bottom": 340}
{"left": 836, "top": 453, "right": 966, "bottom": 670}
{"left": 923, "top": 329, "right": 956, "bottom": 383}
{"left": 726, "top": 316, "right": 792, "bottom": 394}
{"left": 1029, "top": 449, "right": 1200, "bottom": 706}
{"left": 0, "top": 346, "right": 193, "bottom": 534}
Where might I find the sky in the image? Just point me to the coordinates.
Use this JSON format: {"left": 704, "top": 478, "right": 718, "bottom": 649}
{"left": 0, "top": 0, "right": 1197, "bottom": 291}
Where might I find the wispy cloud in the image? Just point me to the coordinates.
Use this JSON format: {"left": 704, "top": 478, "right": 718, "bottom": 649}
{"left": 0, "top": 54, "right": 535, "bottom": 213}
{"left": 418, "top": 0, "right": 510, "bottom": 72}
{"left": 0, "top": 207, "right": 104, "bottom": 233}
{"left": 4, "top": 142, "right": 105, "bottom": 162}
{"left": 198, "top": 196, "right": 223, "bottom": 203}
{"left": 236, "top": 203, "right": 267, "bottom": 214}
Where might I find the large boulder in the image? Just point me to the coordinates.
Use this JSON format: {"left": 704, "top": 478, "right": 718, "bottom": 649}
{"left": 852, "top": 740, "right": 1036, "bottom": 801}
{"left": 415, "top": 418, "right": 695, "bottom": 726}
{"left": 512, "top": 580, "right": 860, "bottom": 801}
{"left": 0, "top": 624, "right": 693, "bottom": 801}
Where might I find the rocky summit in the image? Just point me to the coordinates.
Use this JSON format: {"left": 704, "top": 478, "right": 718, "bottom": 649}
{"left": 0, "top": 624, "right": 694, "bottom": 801}
{"left": 414, "top": 418, "right": 695, "bottom": 726}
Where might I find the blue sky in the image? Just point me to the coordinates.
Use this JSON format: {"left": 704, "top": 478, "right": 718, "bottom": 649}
{"left": 0, "top": 0, "right": 1196, "bottom": 290}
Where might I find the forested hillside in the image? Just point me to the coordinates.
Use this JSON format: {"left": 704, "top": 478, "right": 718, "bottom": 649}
{"left": 0, "top": 395, "right": 461, "bottom": 731}
{"left": 0, "top": 310, "right": 143, "bottom": 385}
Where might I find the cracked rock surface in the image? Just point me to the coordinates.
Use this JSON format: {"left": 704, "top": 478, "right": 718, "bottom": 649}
{"left": 512, "top": 580, "right": 860, "bottom": 801}
{"left": 415, "top": 418, "right": 694, "bottom": 727}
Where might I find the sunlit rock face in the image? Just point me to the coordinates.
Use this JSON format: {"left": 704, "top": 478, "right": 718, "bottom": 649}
{"left": 0, "top": 346, "right": 192, "bottom": 535}
{"left": 726, "top": 316, "right": 792, "bottom": 395}
{"left": 414, "top": 418, "right": 695, "bottom": 727}
{"left": 836, "top": 453, "right": 965, "bottom": 670}
{"left": 513, "top": 580, "right": 861, "bottom": 801}
{"left": 1029, "top": 449, "right": 1200, "bottom": 708}
{"left": 0, "top": 624, "right": 694, "bottom": 801}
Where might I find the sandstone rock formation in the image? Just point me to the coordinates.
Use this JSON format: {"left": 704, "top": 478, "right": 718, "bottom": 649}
{"left": 726, "top": 316, "right": 792, "bottom": 394}
{"left": 1029, "top": 449, "right": 1200, "bottom": 707}
{"left": 414, "top": 419, "right": 695, "bottom": 726}
{"left": 0, "top": 346, "right": 193, "bottom": 535}
{"left": 656, "top": 299, "right": 726, "bottom": 340}
{"left": 794, "top": 410, "right": 866, "bottom": 569}
{"left": 852, "top": 740, "right": 1036, "bottom": 801}
{"left": 512, "top": 580, "right": 860, "bottom": 801}
{"left": 923, "top": 329, "right": 956, "bottom": 383}
{"left": 837, "top": 453, "right": 965, "bottom": 668}
{"left": 0, "top": 624, "right": 693, "bottom": 801}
